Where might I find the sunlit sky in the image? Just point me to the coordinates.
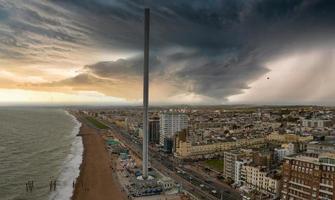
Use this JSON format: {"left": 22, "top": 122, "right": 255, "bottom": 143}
{"left": 0, "top": 0, "right": 334, "bottom": 105}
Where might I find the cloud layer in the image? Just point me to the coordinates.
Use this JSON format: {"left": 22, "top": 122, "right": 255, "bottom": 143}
{"left": 0, "top": 0, "right": 335, "bottom": 104}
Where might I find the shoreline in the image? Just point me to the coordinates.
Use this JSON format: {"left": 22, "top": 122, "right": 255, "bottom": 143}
{"left": 71, "top": 114, "right": 126, "bottom": 200}
{"left": 49, "top": 111, "right": 83, "bottom": 200}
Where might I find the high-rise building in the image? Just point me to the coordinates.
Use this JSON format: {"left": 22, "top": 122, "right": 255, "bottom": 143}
{"left": 149, "top": 117, "right": 160, "bottom": 144}
{"left": 163, "top": 137, "right": 173, "bottom": 154}
{"left": 224, "top": 150, "right": 242, "bottom": 181}
{"left": 282, "top": 153, "right": 335, "bottom": 200}
{"left": 159, "top": 112, "right": 188, "bottom": 145}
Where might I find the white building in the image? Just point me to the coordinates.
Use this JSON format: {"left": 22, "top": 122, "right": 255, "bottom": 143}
{"left": 241, "top": 165, "right": 281, "bottom": 198}
{"left": 235, "top": 158, "right": 252, "bottom": 185}
{"left": 274, "top": 143, "right": 295, "bottom": 161}
{"left": 158, "top": 177, "right": 175, "bottom": 190}
{"left": 159, "top": 112, "right": 188, "bottom": 145}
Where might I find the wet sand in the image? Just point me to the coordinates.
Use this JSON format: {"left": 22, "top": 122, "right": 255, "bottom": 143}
{"left": 71, "top": 122, "right": 126, "bottom": 200}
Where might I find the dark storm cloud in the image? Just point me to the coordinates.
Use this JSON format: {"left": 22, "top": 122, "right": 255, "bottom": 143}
{"left": 49, "top": 0, "right": 335, "bottom": 100}
{"left": 1, "top": 0, "right": 335, "bottom": 101}
{"left": 84, "top": 55, "right": 161, "bottom": 78}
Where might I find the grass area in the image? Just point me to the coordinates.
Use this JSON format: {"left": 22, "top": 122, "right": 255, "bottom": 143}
{"left": 86, "top": 117, "right": 109, "bottom": 129}
{"left": 205, "top": 159, "right": 224, "bottom": 172}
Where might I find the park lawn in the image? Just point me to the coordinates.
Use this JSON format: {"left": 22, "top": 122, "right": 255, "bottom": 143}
{"left": 205, "top": 159, "right": 224, "bottom": 172}
{"left": 86, "top": 117, "right": 109, "bottom": 129}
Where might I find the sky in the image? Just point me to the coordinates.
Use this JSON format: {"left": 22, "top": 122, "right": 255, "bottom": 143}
{"left": 0, "top": 0, "right": 334, "bottom": 105}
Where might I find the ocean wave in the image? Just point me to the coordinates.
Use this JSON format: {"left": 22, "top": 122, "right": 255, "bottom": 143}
{"left": 49, "top": 111, "right": 83, "bottom": 200}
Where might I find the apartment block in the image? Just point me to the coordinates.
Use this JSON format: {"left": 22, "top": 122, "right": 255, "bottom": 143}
{"left": 174, "top": 137, "right": 265, "bottom": 159}
{"left": 149, "top": 117, "right": 160, "bottom": 144}
{"left": 224, "top": 151, "right": 242, "bottom": 181}
{"left": 235, "top": 158, "right": 252, "bottom": 185}
{"left": 241, "top": 165, "right": 281, "bottom": 198}
{"left": 282, "top": 153, "right": 335, "bottom": 200}
{"left": 159, "top": 112, "right": 188, "bottom": 145}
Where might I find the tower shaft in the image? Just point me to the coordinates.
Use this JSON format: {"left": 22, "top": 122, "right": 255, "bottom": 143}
{"left": 142, "top": 8, "right": 150, "bottom": 179}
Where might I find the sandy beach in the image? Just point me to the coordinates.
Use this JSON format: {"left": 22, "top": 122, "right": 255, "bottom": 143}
{"left": 71, "top": 121, "right": 126, "bottom": 200}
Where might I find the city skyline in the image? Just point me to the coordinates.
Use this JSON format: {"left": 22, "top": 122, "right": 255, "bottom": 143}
{"left": 0, "top": 0, "right": 335, "bottom": 105}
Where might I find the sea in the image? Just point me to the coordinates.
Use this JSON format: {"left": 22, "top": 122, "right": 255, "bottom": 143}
{"left": 0, "top": 108, "right": 83, "bottom": 200}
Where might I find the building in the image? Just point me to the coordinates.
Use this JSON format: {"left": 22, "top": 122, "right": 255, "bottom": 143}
{"left": 274, "top": 148, "right": 291, "bottom": 162}
{"left": 235, "top": 158, "right": 252, "bottom": 185}
{"left": 266, "top": 132, "right": 313, "bottom": 143}
{"left": 302, "top": 118, "right": 333, "bottom": 128}
{"left": 235, "top": 160, "right": 245, "bottom": 185}
{"left": 307, "top": 141, "right": 335, "bottom": 154}
{"left": 241, "top": 165, "right": 281, "bottom": 198}
{"left": 163, "top": 137, "right": 173, "bottom": 154}
{"left": 224, "top": 151, "right": 242, "bottom": 181}
{"left": 174, "top": 137, "right": 265, "bottom": 159}
{"left": 274, "top": 143, "right": 295, "bottom": 161}
{"left": 159, "top": 112, "right": 188, "bottom": 145}
{"left": 158, "top": 177, "right": 174, "bottom": 191}
{"left": 282, "top": 153, "right": 335, "bottom": 200}
{"left": 149, "top": 117, "right": 160, "bottom": 144}
{"left": 174, "top": 132, "right": 311, "bottom": 160}
{"left": 252, "top": 151, "right": 274, "bottom": 169}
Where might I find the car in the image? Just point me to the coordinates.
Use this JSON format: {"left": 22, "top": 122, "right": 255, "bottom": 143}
{"left": 205, "top": 180, "right": 212, "bottom": 184}
{"left": 216, "top": 175, "right": 224, "bottom": 179}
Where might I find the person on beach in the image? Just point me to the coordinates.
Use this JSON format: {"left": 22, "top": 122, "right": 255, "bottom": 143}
{"left": 28, "top": 181, "right": 32, "bottom": 192}
{"left": 28, "top": 180, "right": 33, "bottom": 192}
{"left": 53, "top": 180, "right": 57, "bottom": 191}
{"left": 49, "top": 180, "right": 53, "bottom": 192}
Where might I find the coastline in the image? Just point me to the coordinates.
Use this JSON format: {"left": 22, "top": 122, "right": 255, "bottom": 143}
{"left": 49, "top": 110, "right": 83, "bottom": 200}
{"left": 70, "top": 114, "right": 126, "bottom": 200}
